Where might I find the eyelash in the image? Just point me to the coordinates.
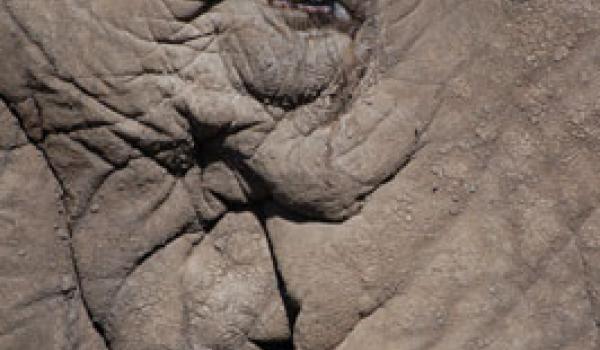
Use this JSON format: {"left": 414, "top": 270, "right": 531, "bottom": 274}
{"left": 267, "top": 0, "right": 352, "bottom": 21}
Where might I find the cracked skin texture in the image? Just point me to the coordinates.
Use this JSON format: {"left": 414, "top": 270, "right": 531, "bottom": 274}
{"left": 2, "top": 0, "right": 600, "bottom": 350}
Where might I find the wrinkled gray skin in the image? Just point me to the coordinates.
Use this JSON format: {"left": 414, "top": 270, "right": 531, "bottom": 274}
{"left": 2, "top": 0, "right": 600, "bottom": 349}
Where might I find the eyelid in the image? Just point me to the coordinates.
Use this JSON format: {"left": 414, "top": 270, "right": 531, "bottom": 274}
{"left": 332, "top": 2, "right": 351, "bottom": 22}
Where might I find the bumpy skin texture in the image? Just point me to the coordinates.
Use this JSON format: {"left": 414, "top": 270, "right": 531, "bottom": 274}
{"left": 2, "top": 0, "right": 600, "bottom": 349}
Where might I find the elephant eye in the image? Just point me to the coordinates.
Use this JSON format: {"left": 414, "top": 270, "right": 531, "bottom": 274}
{"left": 267, "top": 0, "right": 360, "bottom": 36}
{"left": 269, "top": 0, "right": 352, "bottom": 22}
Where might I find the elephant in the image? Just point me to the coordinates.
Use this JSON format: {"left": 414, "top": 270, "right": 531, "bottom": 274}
{"left": 1, "top": 0, "right": 600, "bottom": 349}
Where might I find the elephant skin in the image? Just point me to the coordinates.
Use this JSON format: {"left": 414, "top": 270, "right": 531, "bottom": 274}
{"left": 1, "top": 0, "right": 600, "bottom": 349}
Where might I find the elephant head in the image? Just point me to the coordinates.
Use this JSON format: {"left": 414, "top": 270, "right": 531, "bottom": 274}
{"left": 1, "top": 0, "right": 600, "bottom": 349}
